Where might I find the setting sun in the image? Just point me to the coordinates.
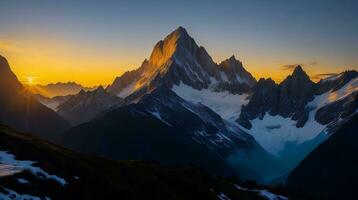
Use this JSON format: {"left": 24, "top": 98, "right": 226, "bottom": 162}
{"left": 26, "top": 76, "right": 36, "bottom": 85}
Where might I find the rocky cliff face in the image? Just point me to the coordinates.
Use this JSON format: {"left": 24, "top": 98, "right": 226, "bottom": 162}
{"left": 238, "top": 65, "right": 315, "bottom": 128}
{"left": 277, "top": 65, "right": 316, "bottom": 127}
{"left": 237, "top": 78, "right": 279, "bottom": 129}
{"left": 57, "top": 86, "right": 122, "bottom": 125}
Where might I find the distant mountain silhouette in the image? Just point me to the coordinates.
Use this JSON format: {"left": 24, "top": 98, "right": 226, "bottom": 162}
{"left": 26, "top": 81, "right": 96, "bottom": 98}
{"left": 57, "top": 86, "right": 122, "bottom": 125}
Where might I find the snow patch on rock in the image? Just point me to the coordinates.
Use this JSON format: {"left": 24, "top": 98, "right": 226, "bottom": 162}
{"left": 0, "top": 187, "right": 48, "bottom": 200}
{"left": 234, "top": 184, "right": 288, "bottom": 200}
{"left": 149, "top": 110, "right": 172, "bottom": 127}
{"left": 217, "top": 192, "right": 231, "bottom": 200}
{"left": 308, "top": 77, "right": 358, "bottom": 111}
{"left": 172, "top": 82, "right": 249, "bottom": 122}
{"left": 0, "top": 151, "right": 67, "bottom": 186}
{"left": 117, "top": 82, "right": 136, "bottom": 98}
{"left": 244, "top": 112, "right": 326, "bottom": 155}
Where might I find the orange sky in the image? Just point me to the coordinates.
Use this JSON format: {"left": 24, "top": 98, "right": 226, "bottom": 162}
{"left": 0, "top": 35, "right": 353, "bottom": 87}
{"left": 0, "top": 1, "right": 357, "bottom": 87}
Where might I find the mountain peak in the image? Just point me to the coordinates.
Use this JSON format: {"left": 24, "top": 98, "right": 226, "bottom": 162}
{"left": 108, "top": 27, "right": 255, "bottom": 98}
{"left": 95, "top": 85, "right": 106, "bottom": 94}
{"left": 97, "top": 85, "right": 105, "bottom": 91}
{"left": 149, "top": 26, "right": 196, "bottom": 67}
{"left": 78, "top": 89, "right": 86, "bottom": 95}
{"left": 228, "top": 55, "right": 236, "bottom": 61}
{"left": 0, "top": 54, "right": 11, "bottom": 71}
{"left": 290, "top": 65, "right": 311, "bottom": 81}
{"left": 173, "top": 26, "right": 189, "bottom": 36}
{"left": 293, "top": 65, "right": 304, "bottom": 73}
{"left": 0, "top": 54, "right": 23, "bottom": 91}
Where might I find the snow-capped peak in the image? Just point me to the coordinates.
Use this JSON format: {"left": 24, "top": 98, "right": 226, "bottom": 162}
{"left": 107, "top": 27, "right": 256, "bottom": 102}
{"left": 218, "top": 55, "right": 256, "bottom": 86}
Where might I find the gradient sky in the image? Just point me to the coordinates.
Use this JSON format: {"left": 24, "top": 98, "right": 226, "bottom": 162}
{"left": 0, "top": 0, "right": 357, "bottom": 87}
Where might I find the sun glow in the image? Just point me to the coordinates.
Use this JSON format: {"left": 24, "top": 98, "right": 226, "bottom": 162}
{"left": 26, "top": 76, "right": 36, "bottom": 85}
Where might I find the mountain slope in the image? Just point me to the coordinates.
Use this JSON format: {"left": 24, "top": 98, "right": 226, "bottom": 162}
{"left": 34, "top": 94, "right": 73, "bottom": 111}
{"left": 62, "top": 98, "right": 237, "bottom": 177}
{"left": 0, "top": 123, "right": 285, "bottom": 200}
{"left": 63, "top": 85, "right": 282, "bottom": 182}
{"left": 286, "top": 114, "right": 358, "bottom": 200}
{"left": 0, "top": 55, "right": 70, "bottom": 141}
{"left": 57, "top": 86, "right": 122, "bottom": 125}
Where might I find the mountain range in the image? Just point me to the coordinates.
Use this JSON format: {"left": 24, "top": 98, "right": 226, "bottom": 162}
{"left": 26, "top": 82, "right": 97, "bottom": 98}
{"left": 0, "top": 26, "right": 357, "bottom": 199}
{"left": 35, "top": 27, "right": 357, "bottom": 183}
{"left": 59, "top": 27, "right": 358, "bottom": 185}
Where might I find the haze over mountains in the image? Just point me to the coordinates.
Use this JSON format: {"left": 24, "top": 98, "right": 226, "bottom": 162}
{"left": 0, "top": 26, "right": 357, "bottom": 199}
{"left": 26, "top": 82, "right": 97, "bottom": 98}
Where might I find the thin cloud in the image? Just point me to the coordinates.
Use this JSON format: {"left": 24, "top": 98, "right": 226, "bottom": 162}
{"left": 281, "top": 64, "right": 303, "bottom": 71}
{"left": 311, "top": 73, "right": 339, "bottom": 80}
{"left": 280, "top": 62, "right": 318, "bottom": 71}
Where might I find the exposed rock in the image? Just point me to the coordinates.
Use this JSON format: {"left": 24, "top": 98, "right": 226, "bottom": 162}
{"left": 316, "top": 70, "right": 358, "bottom": 94}
{"left": 237, "top": 78, "right": 278, "bottom": 129}
{"left": 315, "top": 91, "right": 357, "bottom": 125}
{"left": 57, "top": 86, "right": 122, "bottom": 125}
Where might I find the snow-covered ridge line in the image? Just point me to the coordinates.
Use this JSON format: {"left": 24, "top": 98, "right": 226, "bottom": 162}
{"left": 0, "top": 151, "right": 67, "bottom": 186}
{"left": 309, "top": 77, "right": 358, "bottom": 111}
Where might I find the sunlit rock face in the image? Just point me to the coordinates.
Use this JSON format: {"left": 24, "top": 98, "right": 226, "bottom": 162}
{"left": 106, "top": 26, "right": 256, "bottom": 100}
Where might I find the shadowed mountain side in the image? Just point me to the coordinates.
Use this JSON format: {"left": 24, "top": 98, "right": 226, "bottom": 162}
{"left": 62, "top": 104, "right": 236, "bottom": 177}
{"left": 57, "top": 86, "right": 122, "bottom": 125}
{"left": 0, "top": 55, "right": 70, "bottom": 141}
{"left": 286, "top": 114, "right": 358, "bottom": 200}
{"left": 0, "top": 123, "right": 284, "bottom": 200}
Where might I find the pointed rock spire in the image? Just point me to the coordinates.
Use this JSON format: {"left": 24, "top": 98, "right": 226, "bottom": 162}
{"left": 149, "top": 26, "right": 197, "bottom": 67}
{"left": 292, "top": 65, "right": 308, "bottom": 77}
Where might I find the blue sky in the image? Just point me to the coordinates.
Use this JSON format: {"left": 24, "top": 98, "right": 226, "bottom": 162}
{"left": 0, "top": 0, "right": 357, "bottom": 86}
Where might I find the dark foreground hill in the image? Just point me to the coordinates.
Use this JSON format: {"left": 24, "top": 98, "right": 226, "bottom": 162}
{"left": 0, "top": 123, "right": 294, "bottom": 200}
{"left": 286, "top": 114, "right": 358, "bottom": 200}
